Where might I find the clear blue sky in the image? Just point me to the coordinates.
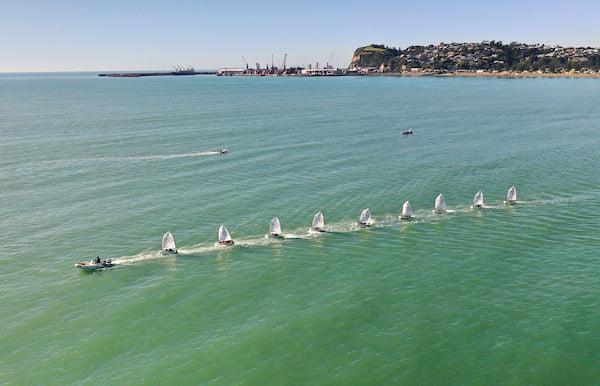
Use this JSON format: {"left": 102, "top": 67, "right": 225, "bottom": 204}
{"left": 1, "top": 0, "right": 599, "bottom": 72}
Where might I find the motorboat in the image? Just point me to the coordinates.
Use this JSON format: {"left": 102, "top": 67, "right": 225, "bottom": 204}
{"left": 402, "top": 129, "right": 414, "bottom": 135}
{"left": 75, "top": 257, "right": 114, "bottom": 271}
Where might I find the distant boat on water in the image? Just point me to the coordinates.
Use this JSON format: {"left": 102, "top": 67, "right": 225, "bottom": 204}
{"left": 472, "top": 191, "right": 484, "bottom": 208}
{"left": 401, "top": 201, "right": 413, "bottom": 219}
{"left": 218, "top": 225, "right": 235, "bottom": 245}
{"left": 505, "top": 186, "right": 517, "bottom": 205}
{"left": 434, "top": 194, "right": 447, "bottom": 213}
{"left": 161, "top": 231, "right": 178, "bottom": 254}
{"left": 268, "top": 217, "right": 283, "bottom": 238}
{"left": 311, "top": 211, "right": 326, "bottom": 232}
{"left": 358, "top": 208, "right": 373, "bottom": 227}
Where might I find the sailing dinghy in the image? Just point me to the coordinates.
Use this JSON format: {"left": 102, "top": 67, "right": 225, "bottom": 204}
{"left": 358, "top": 208, "right": 373, "bottom": 227}
{"left": 434, "top": 194, "right": 447, "bottom": 213}
{"left": 311, "top": 211, "right": 326, "bottom": 232}
{"left": 218, "top": 225, "right": 235, "bottom": 245}
{"left": 505, "top": 186, "right": 517, "bottom": 205}
{"left": 268, "top": 217, "right": 283, "bottom": 238}
{"left": 473, "top": 191, "right": 484, "bottom": 208}
{"left": 161, "top": 231, "right": 178, "bottom": 254}
{"left": 401, "top": 201, "right": 413, "bottom": 220}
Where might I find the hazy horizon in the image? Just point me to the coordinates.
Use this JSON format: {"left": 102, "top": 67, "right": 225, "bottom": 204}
{"left": 1, "top": 0, "right": 599, "bottom": 72}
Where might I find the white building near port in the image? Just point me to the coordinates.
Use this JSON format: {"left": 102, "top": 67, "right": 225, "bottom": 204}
{"left": 217, "top": 68, "right": 246, "bottom": 76}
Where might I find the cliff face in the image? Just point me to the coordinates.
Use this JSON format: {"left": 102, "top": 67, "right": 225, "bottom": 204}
{"left": 349, "top": 45, "right": 388, "bottom": 68}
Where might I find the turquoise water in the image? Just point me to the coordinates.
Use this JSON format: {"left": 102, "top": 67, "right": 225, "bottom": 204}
{"left": 1, "top": 73, "right": 599, "bottom": 385}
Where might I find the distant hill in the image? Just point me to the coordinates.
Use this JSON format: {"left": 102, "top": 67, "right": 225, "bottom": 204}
{"left": 349, "top": 41, "right": 600, "bottom": 73}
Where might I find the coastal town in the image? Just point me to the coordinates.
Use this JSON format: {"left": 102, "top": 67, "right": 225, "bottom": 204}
{"left": 99, "top": 41, "right": 600, "bottom": 78}
{"left": 349, "top": 41, "right": 600, "bottom": 76}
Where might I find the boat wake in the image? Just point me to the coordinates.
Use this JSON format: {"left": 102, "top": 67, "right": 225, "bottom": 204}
{"left": 46, "top": 150, "right": 224, "bottom": 167}
{"left": 102, "top": 199, "right": 553, "bottom": 267}
{"left": 113, "top": 250, "right": 166, "bottom": 265}
{"left": 98, "top": 151, "right": 222, "bottom": 162}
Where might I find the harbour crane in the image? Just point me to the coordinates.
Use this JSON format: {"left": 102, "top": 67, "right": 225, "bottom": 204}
{"left": 241, "top": 56, "right": 248, "bottom": 70}
{"left": 326, "top": 53, "right": 334, "bottom": 69}
{"left": 281, "top": 53, "right": 287, "bottom": 70}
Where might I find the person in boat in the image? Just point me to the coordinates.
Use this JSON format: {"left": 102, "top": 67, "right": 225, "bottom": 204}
{"left": 95, "top": 256, "right": 101, "bottom": 264}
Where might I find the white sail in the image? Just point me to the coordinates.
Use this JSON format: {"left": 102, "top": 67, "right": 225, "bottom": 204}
{"left": 312, "top": 211, "right": 325, "bottom": 229}
{"left": 359, "top": 208, "right": 372, "bottom": 224}
{"left": 401, "top": 201, "right": 413, "bottom": 218}
{"left": 162, "top": 231, "right": 176, "bottom": 251}
{"left": 435, "top": 194, "right": 447, "bottom": 213}
{"left": 269, "top": 217, "right": 282, "bottom": 235}
{"left": 506, "top": 186, "right": 517, "bottom": 203}
{"left": 473, "top": 191, "right": 484, "bottom": 207}
{"left": 218, "top": 225, "right": 232, "bottom": 242}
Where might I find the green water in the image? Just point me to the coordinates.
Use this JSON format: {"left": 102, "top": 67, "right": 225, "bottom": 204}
{"left": 1, "top": 74, "right": 599, "bottom": 385}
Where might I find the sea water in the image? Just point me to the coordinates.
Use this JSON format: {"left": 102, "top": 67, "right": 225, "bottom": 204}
{"left": 1, "top": 73, "right": 599, "bottom": 385}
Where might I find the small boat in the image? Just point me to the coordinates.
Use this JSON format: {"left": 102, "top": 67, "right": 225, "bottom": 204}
{"left": 161, "top": 231, "right": 178, "bottom": 254}
{"left": 217, "top": 148, "right": 228, "bottom": 155}
{"left": 358, "top": 208, "right": 373, "bottom": 227}
{"left": 75, "top": 258, "right": 114, "bottom": 271}
{"left": 268, "top": 217, "right": 284, "bottom": 238}
{"left": 401, "top": 201, "right": 413, "bottom": 220}
{"left": 402, "top": 129, "right": 414, "bottom": 135}
{"left": 218, "top": 225, "right": 235, "bottom": 245}
{"left": 311, "top": 211, "right": 326, "bottom": 232}
{"left": 434, "top": 194, "right": 447, "bottom": 213}
{"left": 473, "top": 191, "right": 484, "bottom": 208}
{"left": 505, "top": 186, "right": 517, "bottom": 205}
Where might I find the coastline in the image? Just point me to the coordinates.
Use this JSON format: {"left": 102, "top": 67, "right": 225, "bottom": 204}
{"left": 371, "top": 71, "right": 600, "bottom": 79}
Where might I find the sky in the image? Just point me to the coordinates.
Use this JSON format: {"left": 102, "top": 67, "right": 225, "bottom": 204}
{"left": 1, "top": 0, "right": 599, "bottom": 72}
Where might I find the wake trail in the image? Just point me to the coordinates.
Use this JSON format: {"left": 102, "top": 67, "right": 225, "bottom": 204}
{"left": 45, "top": 150, "right": 223, "bottom": 166}
{"left": 103, "top": 197, "right": 585, "bottom": 266}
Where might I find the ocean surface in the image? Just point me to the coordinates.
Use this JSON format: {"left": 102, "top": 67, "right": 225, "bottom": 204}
{"left": 1, "top": 73, "right": 599, "bottom": 385}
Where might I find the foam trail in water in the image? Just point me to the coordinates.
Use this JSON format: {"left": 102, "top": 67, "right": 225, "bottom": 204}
{"left": 102, "top": 151, "right": 221, "bottom": 162}
{"left": 46, "top": 150, "right": 223, "bottom": 166}
{"left": 106, "top": 198, "right": 575, "bottom": 266}
{"left": 113, "top": 250, "right": 165, "bottom": 265}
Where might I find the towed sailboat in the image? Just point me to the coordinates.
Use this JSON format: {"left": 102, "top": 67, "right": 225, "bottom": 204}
{"left": 268, "top": 217, "right": 283, "bottom": 238}
{"left": 218, "top": 225, "right": 234, "bottom": 245}
{"left": 311, "top": 211, "right": 326, "bottom": 232}
{"left": 358, "top": 208, "right": 373, "bottom": 227}
{"left": 401, "top": 201, "right": 413, "bottom": 220}
{"left": 472, "top": 191, "right": 484, "bottom": 208}
{"left": 161, "top": 231, "right": 178, "bottom": 254}
{"left": 434, "top": 194, "right": 447, "bottom": 213}
{"left": 505, "top": 186, "right": 517, "bottom": 205}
